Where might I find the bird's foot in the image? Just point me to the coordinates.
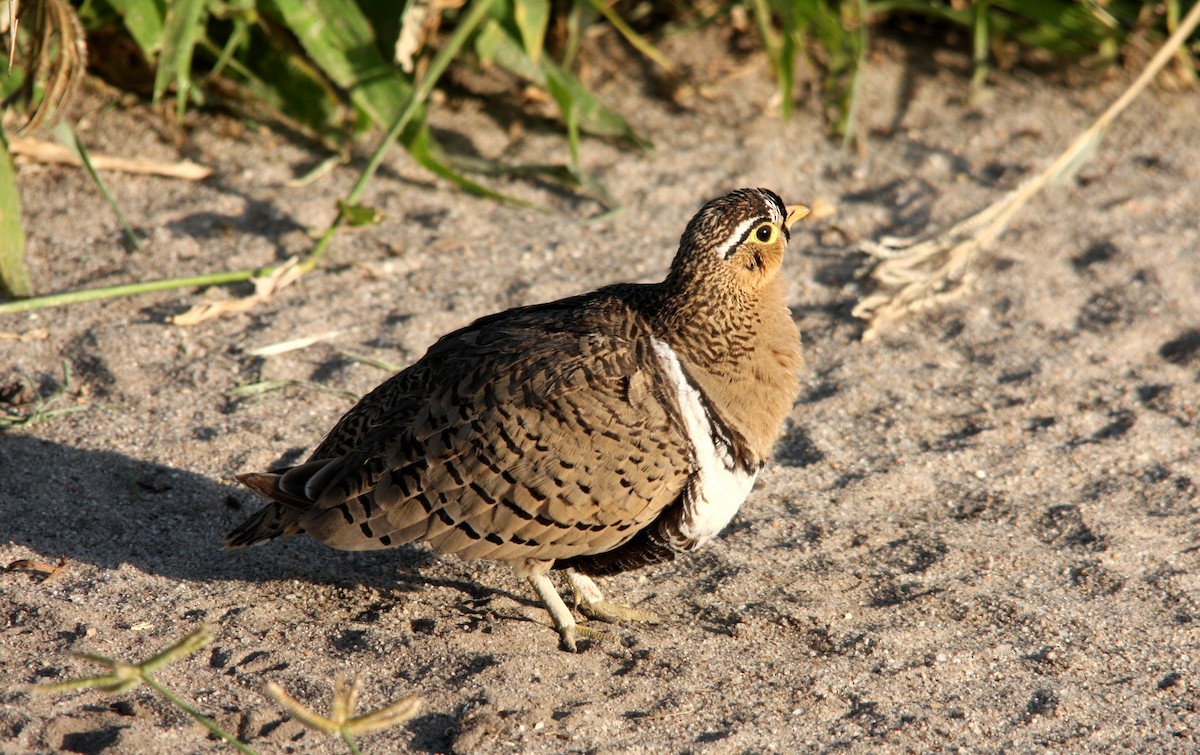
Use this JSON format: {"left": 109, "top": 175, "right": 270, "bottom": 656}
{"left": 567, "top": 570, "right": 661, "bottom": 625}
{"left": 528, "top": 572, "right": 614, "bottom": 652}
{"left": 557, "top": 622, "right": 615, "bottom": 653}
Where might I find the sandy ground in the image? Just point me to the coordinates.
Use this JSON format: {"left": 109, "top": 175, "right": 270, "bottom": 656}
{"left": 3, "top": 29, "right": 1200, "bottom": 754}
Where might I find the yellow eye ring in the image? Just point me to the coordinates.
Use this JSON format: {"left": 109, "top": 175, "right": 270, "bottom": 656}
{"left": 753, "top": 223, "right": 777, "bottom": 244}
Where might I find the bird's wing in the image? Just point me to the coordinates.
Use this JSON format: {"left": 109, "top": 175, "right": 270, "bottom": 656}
{"left": 231, "top": 294, "right": 694, "bottom": 562}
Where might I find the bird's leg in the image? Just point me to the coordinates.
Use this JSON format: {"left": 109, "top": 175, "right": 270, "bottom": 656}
{"left": 526, "top": 574, "right": 612, "bottom": 652}
{"left": 566, "top": 569, "right": 660, "bottom": 625}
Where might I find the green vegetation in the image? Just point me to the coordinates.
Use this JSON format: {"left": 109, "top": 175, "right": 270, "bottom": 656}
{"left": 33, "top": 624, "right": 421, "bottom": 753}
{"left": 0, "top": 360, "right": 87, "bottom": 428}
{"left": 0, "top": 132, "right": 30, "bottom": 299}
{"left": 0, "top": 1, "right": 1197, "bottom": 315}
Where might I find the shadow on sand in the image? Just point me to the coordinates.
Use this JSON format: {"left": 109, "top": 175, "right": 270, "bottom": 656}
{"left": 0, "top": 433, "right": 502, "bottom": 598}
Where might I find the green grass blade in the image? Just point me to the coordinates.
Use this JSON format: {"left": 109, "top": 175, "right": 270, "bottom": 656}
{"left": 204, "top": 16, "right": 250, "bottom": 82}
{"left": 340, "top": 731, "right": 365, "bottom": 755}
{"left": 542, "top": 56, "right": 652, "bottom": 149}
{"left": 264, "top": 0, "right": 411, "bottom": 128}
{"left": 971, "top": 0, "right": 991, "bottom": 93}
{"left": 0, "top": 266, "right": 271, "bottom": 316}
{"left": 543, "top": 68, "right": 581, "bottom": 170}
{"left": 106, "top": 0, "right": 167, "bottom": 63}
{"left": 300, "top": 0, "right": 505, "bottom": 272}
{"left": 777, "top": 27, "right": 797, "bottom": 120}
{"left": 477, "top": 20, "right": 650, "bottom": 150}
{"left": 581, "top": 0, "right": 673, "bottom": 73}
{"left": 152, "top": 0, "right": 207, "bottom": 119}
{"left": 196, "top": 33, "right": 345, "bottom": 143}
{"left": 140, "top": 676, "right": 259, "bottom": 755}
{"left": 838, "top": 0, "right": 869, "bottom": 148}
{"left": 404, "top": 121, "right": 538, "bottom": 208}
{"left": 561, "top": 0, "right": 589, "bottom": 70}
{"left": 55, "top": 124, "right": 143, "bottom": 252}
{"left": 749, "top": 0, "right": 789, "bottom": 115}
{"left": 475, "top": 18, "right": 539, "bottom": 77}
{"left": 0, "top": 131, "right": 31, "bottom": 299}
{"left": 514, "top": 0, "right": 550, "bottom": 64}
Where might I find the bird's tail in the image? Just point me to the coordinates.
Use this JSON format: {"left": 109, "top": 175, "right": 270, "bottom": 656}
{"left": 223, "top": 472, "right": 307, "bottom": 548}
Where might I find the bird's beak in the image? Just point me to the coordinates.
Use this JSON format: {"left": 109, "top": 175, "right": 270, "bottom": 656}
{"left": 785, "top": 205, "right": 811, "bottom": 229}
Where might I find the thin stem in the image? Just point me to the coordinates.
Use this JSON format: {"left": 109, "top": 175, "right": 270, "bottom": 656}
{"left": 141, "top": 675, "right": 259, "bottom": 755}
{"left": 581, "top": 0, "right": 674, "bottom": 73}
{"left": 205, "top": 19, "right": 249, "bottom": 83}
{"left": 839, "top": 0, "right": 869, "bottom": 150}
{"left": 71, "top": 129, "right": 143, "bottom": 252}
{"left": 340, "top": 730, "right": 365, "bottom": 755}
{"left": 970, "top": 0, "right": 990, "bottom": 93}
{"left": 0, "top": 266, "right": 267, "bottom": 315}
{"left": 301, "top": 0, "right": 498, "bottom": 274}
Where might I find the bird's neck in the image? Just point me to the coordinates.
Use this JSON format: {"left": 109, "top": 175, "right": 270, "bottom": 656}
{"left": 648, "top": 277, "right": 802, "bottom": 462}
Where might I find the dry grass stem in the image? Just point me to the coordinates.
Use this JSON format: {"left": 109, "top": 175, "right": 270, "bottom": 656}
{"left": 338, "top": 349, "right": 406, "bottom": 373}
{"left": 0, "top": 329, "right": 50, "bottom": 340}
{"left": 11, "top": 0, "right": 86, "bottom": 134}
{"left": 853, "top": 0, "right": 1200, "bottom": 342}
{"left": 9, "top": 138, "right": 213, "bottom": 179}
{"left": 4, "top": 0, "right": 18, "bottom": 71}
{"left": 33, "top": 624, "right": 214, "bottom": 695}
{"left": 247, "top": 329, "right": 351, "bottom": 357}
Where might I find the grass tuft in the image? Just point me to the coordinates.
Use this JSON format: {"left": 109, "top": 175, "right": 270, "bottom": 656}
{"left": 34, "top": 625, "right": 422, "bottom": 754}
{"left": 265, "top": 677, "right": 421, "bottom": 754}
{"left": 33, "top": 625, "right": 258, "bottom": 754}
{"left": 0, "top": 360, "right": 86, "bottom": 429}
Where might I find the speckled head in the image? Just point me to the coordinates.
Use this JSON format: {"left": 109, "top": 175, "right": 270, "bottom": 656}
{"left": 669, "top": 188, "right": 808, "bottom": 292}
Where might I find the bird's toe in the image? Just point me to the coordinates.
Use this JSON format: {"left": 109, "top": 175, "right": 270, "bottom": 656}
{"left": 577, "top": 599, "right": 660, "bottom": 625}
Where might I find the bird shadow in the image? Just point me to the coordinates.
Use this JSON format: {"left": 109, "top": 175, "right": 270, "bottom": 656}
{"left": 0, "top": 434, "right": 494, "bottom": 604}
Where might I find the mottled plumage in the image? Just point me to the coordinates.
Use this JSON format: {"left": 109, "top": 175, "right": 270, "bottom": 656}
{"left": 226, "top": 188, "right": 809, "bottom": 650}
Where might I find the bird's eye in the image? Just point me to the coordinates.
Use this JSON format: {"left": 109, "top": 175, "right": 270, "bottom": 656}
{"left": 754, "top": 223, "right": 776, "bottom": 243}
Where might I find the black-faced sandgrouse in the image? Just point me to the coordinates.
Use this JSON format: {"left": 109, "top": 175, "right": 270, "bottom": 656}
{"left": 226, "top": 188, "right": 809, "bottom": 650}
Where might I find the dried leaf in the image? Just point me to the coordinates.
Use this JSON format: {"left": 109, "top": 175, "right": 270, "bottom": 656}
{"left": 7, "top": 557, "right": 67, "bottom": 582}
{"left": 171, "top": 258, "right": 302, "bottom": 325}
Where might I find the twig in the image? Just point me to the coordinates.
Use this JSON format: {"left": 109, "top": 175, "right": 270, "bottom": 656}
{"left": 6, "top": 557, "right": 67, "bottom": 582}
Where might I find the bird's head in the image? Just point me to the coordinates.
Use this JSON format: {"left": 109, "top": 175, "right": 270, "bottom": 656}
{"left": 669, "top": 187, "right": 809, "bottom": 293}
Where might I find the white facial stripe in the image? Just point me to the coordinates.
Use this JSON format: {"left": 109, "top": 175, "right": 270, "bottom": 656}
{"left": 716, "top": 216, "right": 759, "bottom": 260}
{"left": 716, "top": 194, "right": 787, "bottom": 260}
{"left": 651, "top": 337, "right": 757, "bottom": 550}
